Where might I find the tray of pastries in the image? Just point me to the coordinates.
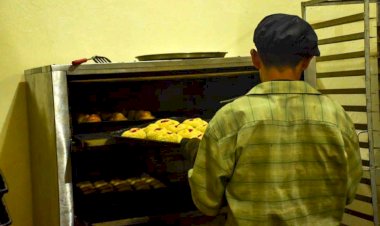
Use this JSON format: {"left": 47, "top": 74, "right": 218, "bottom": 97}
{"left": 76, "top": 110, "right": 155, "bottom": 124}
{"left": 73, "top": 110, "right": 157, "bottom": 134}
{"left": 75, "top": 174, "right": 167, "bottom": 195}
{"left": 112, "top": 117, "right": 208, "bottom": 146}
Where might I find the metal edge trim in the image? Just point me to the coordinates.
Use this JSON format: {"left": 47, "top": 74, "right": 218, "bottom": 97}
{"left": 311, "top": 13, "right": 364, "bottom": 29}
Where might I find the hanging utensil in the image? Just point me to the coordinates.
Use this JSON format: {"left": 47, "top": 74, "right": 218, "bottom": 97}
{"left": 71, "top": 55, "right": 112, "bottom": 66}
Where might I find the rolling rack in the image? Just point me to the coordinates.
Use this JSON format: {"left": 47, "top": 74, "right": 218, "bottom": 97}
{"left": 302, "top": 0, "right": 380, "bottom": 225}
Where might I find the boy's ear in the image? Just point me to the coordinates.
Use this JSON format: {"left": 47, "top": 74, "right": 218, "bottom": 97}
{"left": 250, "top": 49, "right": 261, "bottom": 69}
{"left": 301, "top": 57, "right": 313, "bottom": 70}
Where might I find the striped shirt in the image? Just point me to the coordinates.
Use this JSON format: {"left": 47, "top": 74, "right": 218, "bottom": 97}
{"left": 188, "top": 81, "right": 362, "bottom": 226}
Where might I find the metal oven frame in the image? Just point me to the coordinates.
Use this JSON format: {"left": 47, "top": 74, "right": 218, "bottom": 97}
{"left": 25, "top": 57, "right": 256, "bottom": 226}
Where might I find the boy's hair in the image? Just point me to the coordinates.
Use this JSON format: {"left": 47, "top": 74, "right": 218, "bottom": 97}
{"left": 254, "top": 13, "right": 320, "bottom": 68}
{"left": 258, "top": 52, "right": 307, "bottom": 68}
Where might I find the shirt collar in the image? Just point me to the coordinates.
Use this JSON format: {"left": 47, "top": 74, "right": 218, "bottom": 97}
{"left": 246, "top": 80, "right": 321, "bottom": 95}
{"left": 220, "top": 81, "right": 320, "bottom": 104}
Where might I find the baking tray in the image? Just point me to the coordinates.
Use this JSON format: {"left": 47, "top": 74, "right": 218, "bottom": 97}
{"left": 112, "top": 134, "right": 181, "bottom": 149}
{"left": 110, "top": 117, "right": 187, "bottom": 148}
{"left": 74, "top": 182, "right": 195, "bottom": 223}
{"left": 135, "top": 52, "right": 227, "bottom": 61}
{"left": 72, "top": 132, "right": 116, "bottom": 149}
{"left": 73, "top": 119, "right": 157, "bottom": 134}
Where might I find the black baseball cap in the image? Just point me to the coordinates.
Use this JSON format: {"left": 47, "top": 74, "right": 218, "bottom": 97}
{"left": 254, "top": 13, "right": 320, "bottom": 57}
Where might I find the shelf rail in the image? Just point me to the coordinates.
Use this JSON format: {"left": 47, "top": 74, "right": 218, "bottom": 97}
{"left": 302, "top": 0, "right": 379, "bottom": 225}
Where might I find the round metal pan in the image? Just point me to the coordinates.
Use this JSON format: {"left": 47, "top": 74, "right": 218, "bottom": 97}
{"left": 135, "top": 52, "right": 227, "bottom": 61}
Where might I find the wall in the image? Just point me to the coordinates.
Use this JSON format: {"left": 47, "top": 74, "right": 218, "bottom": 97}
{"left": 0, "top": 1, "right": 305, "bottom": 225}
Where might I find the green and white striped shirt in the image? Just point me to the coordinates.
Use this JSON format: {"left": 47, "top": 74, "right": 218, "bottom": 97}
{"left": 188, "top": 81, "right": 362, "bottom": 226}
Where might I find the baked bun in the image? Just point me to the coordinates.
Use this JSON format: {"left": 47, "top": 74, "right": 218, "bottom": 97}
{"left": 182, "top": 118, "right": 207, "bottom": 128}
{"left": 158, "top": 131, "right": 182, "bottom": 143}
{"left": 167, "top": 123, "right": 194, "bottom": 133}
{"left": 143, "top": 123, "right": 161, "bottom": 133}
{"left": 135, "top": 110, "right": 155, "bottom": 120}
{"left": 141, "top": 176, "right": 166, "bottom": 189}
{"left": 130, "top": 178, "right": 150, "bottom": 191}
{"left": 145, "top": 123, "right": 182, "bottom": 143}
{"left": 87, "top": 114, "right": 102, "bottom": 123}
{"left": 76, "top": 181, "right": 96, "bottom": 194}
{"left": 110, "top": 179, "right": 132, "bottom": 192}
{"left": 110, "top": 112, "right": 127, "bottom": 121}
{"left": 78, "top": 113, "right": 102, "bottom": 123}
{"left": 195, "top": 123, "right": 208, "bottom": 132}
{"left": 177, "top": 128, "right": 203, "bottom": 139}
{"left": 121, "top": 128, "right": 147, "bottom": 139}
{"left": 94, "top": 180, "right": 114, "bottom": 193}
{"left": 146, "top": 127, "right": 169, "bottom": 141}
{"left": 77, "top": 114, "right": 90, "bottom": 123}
{"left": 155, "top": 118, "right": 180, "bottom": 129}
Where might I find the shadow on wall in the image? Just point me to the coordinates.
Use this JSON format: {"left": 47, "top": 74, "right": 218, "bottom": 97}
{"left": 0, "top": 82, "right": 33, "bottom": 226}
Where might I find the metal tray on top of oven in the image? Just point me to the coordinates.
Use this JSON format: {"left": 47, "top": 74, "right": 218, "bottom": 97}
{"left": 135, "top": 52, "right": 227, "bottom": 61}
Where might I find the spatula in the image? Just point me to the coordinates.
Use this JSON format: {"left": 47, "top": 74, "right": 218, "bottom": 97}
{"left": 71, "top": 55, "right": 111, "bottom": 66}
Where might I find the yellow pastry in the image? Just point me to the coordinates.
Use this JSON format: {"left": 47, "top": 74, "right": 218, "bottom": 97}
{"left": 146, "top": 127, "right": 169, "bottom": 140}
{"left": 182, "top": 118, "right": 207, "bottom": 128}
{"left": 159, "top": 131, "right": 182, "bottom": 143}
{"left": 87, "top": 114, "right": 102, "bottom": 123}
{"left": 77, "top": 114, "right": 90, "bottom": 123}
{"left": 78, "top": 113, "right": 102, "bottom": 123}
{"left": 135, "top": 110, "right": 155, "bottom": 120}
{"left": 167, "top": 123, "right": 194, "bottom": 133}
{"left": 121, "top": 128, "right": 146, "bottom": 139}
{"left": 195, "top": 123, "right": 208, "bottom": 132}
{"left": 110, "top": 112, "right": 128, "bottom": 121}
{"left": 155, "top": 118, "right": 180, "bottom": 129}
{"left": 177, "top": 128, "right": 203, "bottom": 139}
{"left": 144, "top": 123, "right": 161, "bottom": 133}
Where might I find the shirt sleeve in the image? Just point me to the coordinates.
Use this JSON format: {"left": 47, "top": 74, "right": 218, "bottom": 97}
{"left": 344, "top": 126, "right": 363, "bottom": 204}
{"left": 188, "top": 128, "right": 235, "bottom": 216}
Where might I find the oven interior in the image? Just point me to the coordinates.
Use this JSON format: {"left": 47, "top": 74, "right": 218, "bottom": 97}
{"left": 68, "top": 69, "right": 259, "bottom": 224}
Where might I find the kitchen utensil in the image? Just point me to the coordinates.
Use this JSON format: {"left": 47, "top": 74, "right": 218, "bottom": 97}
{"left": 135, "top": 52, "right": 227, "bottom": 61}
{"left": 71, "top": 55, "right": 111, "bottom": 66}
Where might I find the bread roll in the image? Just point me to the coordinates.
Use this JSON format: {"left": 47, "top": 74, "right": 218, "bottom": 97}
{"left": 150, "top": 181, "right": 166, "bottom": 189}
{"left": 135, "top": 110, "right": 155, "bottom": 120}
{"left": 77, "top": 114, "right": 90, "bottom": 123}
{"left": 110, "top": 112, "right": 127, "bottom": 121}
{"left": 195, "top": 123, "right": 208, "bottom": 132}
{"left": 94, "top": 180, "right": 108, "bottom": 188}
{"left": 167, "top": 123, "right": 194, "bottom": 133}
{"left": 146, "top": 127, "right": 169, "bottom": 141}
{"left": 121, "top": 128, "right": 147, "bottom": 139}
{"left": 159, "top": 131, "right": 182, "bottom": 143}
{"left": 111, "top": 179, "right": 133, "bottom": 192}
{"left": 76, "top": 181, "right": 96, "bottom": 194}
{"left": 177, "top": 128, "right": 203, "bottom": 139}
{"left": 155, "top": 118, "right": 180, "bottom": 129}
{"left": 182, "top": 118, "right": 207, "bottom": 128}
{"left": 144, "top": 123, "right": 161, "bottom": 133}
{"left": 87, "top": 114, "right": 102, "bottom": 123}
{"left": 77, "top": 113, "right": 102, "bottom": 123}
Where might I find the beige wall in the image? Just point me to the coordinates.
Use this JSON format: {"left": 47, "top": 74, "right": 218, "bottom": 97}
{"left": 0, "top": 1, "right": 310, "bottom": 225}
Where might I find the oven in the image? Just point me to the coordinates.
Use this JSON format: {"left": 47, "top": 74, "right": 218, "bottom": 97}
{"left": 25, "top": 56, "right": 258, "bottom": 226}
